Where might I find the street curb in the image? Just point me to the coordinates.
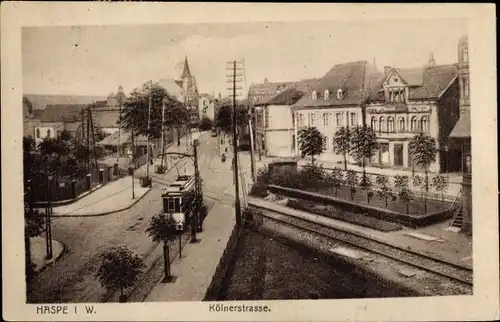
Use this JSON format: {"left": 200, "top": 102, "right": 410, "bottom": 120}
{"left": 32, "top": 239, "right": 69, "bottom": 276}
{"left": 51, "top": 188, "right": 152, "bottom": 218}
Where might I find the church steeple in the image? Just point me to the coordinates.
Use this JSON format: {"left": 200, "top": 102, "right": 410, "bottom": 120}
{"left": 181, "top": 55, "right": 192, "bottom": 78}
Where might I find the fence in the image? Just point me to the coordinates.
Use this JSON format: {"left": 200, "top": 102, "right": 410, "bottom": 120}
{"left": 294, "top": 164, "right": 458, "bottom": 202}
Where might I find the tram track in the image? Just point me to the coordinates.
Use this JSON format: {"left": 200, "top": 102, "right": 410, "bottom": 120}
{"left": 246, "top": 204, "right": 473, "bottom": 288}
{"left": 102, "top": 197, "right": 219, "bottom": 303}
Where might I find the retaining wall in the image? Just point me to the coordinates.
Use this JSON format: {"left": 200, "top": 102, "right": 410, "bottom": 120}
{"left": 267, "top": 184, "right": 456, "bottom": 228}
{"left": 203, "top": 225, "right": 242, "bottom": 301}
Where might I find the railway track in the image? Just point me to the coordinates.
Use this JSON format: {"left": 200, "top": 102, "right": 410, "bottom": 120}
{"left": 247, "top": 204, "right": 473, "bottom": 287}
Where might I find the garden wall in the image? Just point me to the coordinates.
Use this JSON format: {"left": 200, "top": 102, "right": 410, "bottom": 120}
{"left": 266, "top": 184, "right": 456, "bottom": 228}
{"left": 203, "top": 225, "right": 242, "bottom": 301}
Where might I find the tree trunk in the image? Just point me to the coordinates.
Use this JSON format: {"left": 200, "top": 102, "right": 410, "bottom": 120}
{"left": 177, "top": 128, "right": 181, "bottom": 147}
{"left": 406, "top": 203, "right": 410, "bottom": 214}
{"left": 424, "top": 169, "right": 429, "bottom": 213}
{"left": 160, "top": 129, "right": 166, "bottom": 169}
{"left": 385, "top": 196, "right": 388, "bottom": 208}
{"left": 311, "top": 155, "right": 314, "bottom": 166}
{"left": 343, "top": 153, "right": 347, "bottom": 170}
{"left": 163, "top": 241, "right": 170, "bottom": 281}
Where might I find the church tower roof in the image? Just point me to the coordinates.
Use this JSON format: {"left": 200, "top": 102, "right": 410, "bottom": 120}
{"left": 181, "top": 55, "right": 192, "bottom": 78}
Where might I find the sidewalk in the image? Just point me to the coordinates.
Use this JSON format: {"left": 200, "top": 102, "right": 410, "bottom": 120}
{"left": 145, "top": 201, "right": 236, "bottom": 301}
{"left": 30, "top": 236, "right": 65, "bottom": 272}
{"left": 51, "top": 177, "right": 150, "bottom": 217}
{"left": 248, "top": 197, "right": 472, "bottom": 270}
{"left": 51, "top": 134, "right": 199, "bottom": 217}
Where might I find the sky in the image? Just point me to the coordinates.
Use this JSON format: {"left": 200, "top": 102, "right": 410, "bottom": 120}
{"left": 22, "top": 19, "right": 467, "bottom": 98}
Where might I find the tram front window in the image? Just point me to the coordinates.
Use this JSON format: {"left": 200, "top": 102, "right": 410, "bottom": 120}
{"left": 164, "top": 197, "right": 181, "bottom": 213}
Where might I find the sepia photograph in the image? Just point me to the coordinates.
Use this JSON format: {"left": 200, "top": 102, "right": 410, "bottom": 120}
{"left": 2, "top": 2, "right": 498, "bottom": 321}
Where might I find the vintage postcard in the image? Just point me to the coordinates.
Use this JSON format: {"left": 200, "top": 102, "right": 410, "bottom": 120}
{"left": 2, "top": 2, "right": 498, "bottom": 321}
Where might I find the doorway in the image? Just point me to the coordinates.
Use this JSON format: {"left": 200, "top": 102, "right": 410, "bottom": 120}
{"left": 394, "top": 143, "right": 404, "bottom": 166}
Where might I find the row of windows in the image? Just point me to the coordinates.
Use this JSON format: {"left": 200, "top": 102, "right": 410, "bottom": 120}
{"left": 370, "top": 116, "right": 429, "bottom": 133}
{"left": 311, "top": 89, "right": 344, "bottom": 101}
{"left": 297, "top": 112, "right": 357, "bottom": 128}
{"left": 388, "top": 88, "right": 406, "bottom": 103}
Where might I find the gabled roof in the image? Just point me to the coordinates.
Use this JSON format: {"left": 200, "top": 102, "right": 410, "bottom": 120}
{"left": 22, "top": 94, "right": 105, "bottom": 110}
{"left": 40, "top": 104, "right": 87, "bottom": 123}
{"left": 293, "top": 61, "right": 382, "bottom": 108}
{"left": 249, "top": 78, "right": 321, "bottom": 105}
{"left": 157, "top": 78, "right": 184, "bottom": 100}
{"left": 394, "top": 68, "right": 424, "bottom": 86}
{"left": 93, "top": 110, "right": 120, "bottom": 128}
{"left": 449, "top": 110, "right": 471, "bottom": 138}
{"left": 255, "top": 88, "right": 306, "bottom": 106}
{"left": 367, "top": 64, "right": 458, "bottom": 102}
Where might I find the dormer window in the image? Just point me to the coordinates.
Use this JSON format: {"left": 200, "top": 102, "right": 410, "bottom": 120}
{"left": 336, "top": 89, "right": 343, "bottom": 100}
{"left": 324, "top": 90, "right": 330, "bottom": 100}
{"left": 312, "top": 91, "right": 317, "bottom": 101}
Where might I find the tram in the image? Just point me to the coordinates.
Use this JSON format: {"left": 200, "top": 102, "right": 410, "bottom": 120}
{"left": 161, "top": 175, "right": 196, "bottom": 231}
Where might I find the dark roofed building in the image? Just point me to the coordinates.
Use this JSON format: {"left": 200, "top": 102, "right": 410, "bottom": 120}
{"left": 291, "top": 60, "right": 382, "bottom": 163}
{"left": 248, "top": 78, "right": 321, "bottom": 105}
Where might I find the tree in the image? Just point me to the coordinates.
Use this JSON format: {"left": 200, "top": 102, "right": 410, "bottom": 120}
{"left": 360, "top": 174, "right": 373, "bottom": 204}
{"left": 333, "top": 127, "right": 351, "bottom": 170}
{"left": 121, "top": 81, "right": 189, "bottom": 139}
{"left": 145, "top": 213, "right": 178, "bottom": 283}
{"left": 327, "top": 167, "right": 343, "bottom": 197}
{"left": 409, "top": 133, "right": 437, "bottom": 213}
{"left": 431, "top": 175, "right": 449, "bottom": 204}
{"left": 412, "top": 174, "right": 425, "bottom": 201}
{"left": 394, "top": 175, "right": 412, "bottom": 214}
{"left": 298, "top": 127, "right": 324, "bottom": 165}
{"left": 346, "top": 170, "right": 359, "bottom": 200}
{"left": 199, "top": 116, "right": 214, "bottom": 132}
{"left": 349, "top": 126, "right": 379, "bottom": 183}
{"left": 375, "top": 174, "right": 392, "bottom": 208}
{"left": 96, "top": 247, "right": 145, "bottom": 302}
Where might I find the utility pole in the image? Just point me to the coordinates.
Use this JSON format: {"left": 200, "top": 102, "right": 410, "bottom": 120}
{"left": 161, "top": 100, "right": 166, "bottom": 169}
{"left": 117, "top": 95, "right": 123, "bottom": 163}
{"left": 240, "top": 58, "right": 256, "bottom": 182}
{"left": 190, "top": 139, "right": 201, "bottom": 242}
{"left": 226, "top": 60, "right": 244, "bottom": 227}
{"left": 44, "top": 161, "right": 53, "bottom": 260}
{"left": 131, "top": 121, "right": 136, "bottom": 199}
{"left": 89, "top": 105, "right": 98, "bottom": 171}
{"left": 146, "top": 85, "right": 152, "bottom": 186}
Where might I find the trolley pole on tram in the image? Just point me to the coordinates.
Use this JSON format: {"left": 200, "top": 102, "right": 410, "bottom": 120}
{"left": 190, "top": 139, "right": 201, "bottom": 243}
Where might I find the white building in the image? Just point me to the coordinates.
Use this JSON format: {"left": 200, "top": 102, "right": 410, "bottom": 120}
{"left": 292, "top": 60, "right": 383, "bottom": 164}
{"left": 198, "top": 93, "right": 216, "bottom": 121}
{"left": 254, "top": 88, "right": 306, "bottom": 158}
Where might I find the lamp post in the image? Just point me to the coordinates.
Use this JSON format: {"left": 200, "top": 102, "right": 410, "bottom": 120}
{"left": 44, "top": 161, "right": 53, "bottom": 260}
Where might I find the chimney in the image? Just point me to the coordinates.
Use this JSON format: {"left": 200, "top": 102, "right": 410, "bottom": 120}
{"left": 264, "top": 78, "right": 268, "bottom": 84}
{"left": 426, "top": 52, "right": 436, "bottom": 68}
{"left": 384, "top": 66, "right": 391, "bottom": 76}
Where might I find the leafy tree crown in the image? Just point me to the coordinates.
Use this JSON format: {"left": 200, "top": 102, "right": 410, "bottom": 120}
{"left": 409, "top": 133, "right": 437, "bottom": 168}
{"left": 298, "top": 127, "right": 324, "bottom": 158}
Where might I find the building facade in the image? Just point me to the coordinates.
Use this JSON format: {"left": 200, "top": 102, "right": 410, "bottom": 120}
{"left": 254, "top": 88, "right": 305, "bottom": 158}
{"left": 366, "top": 56, "right": 460, "bottom": 173}
{"left": 198, "top": 94, "right": 216, "bottom": 121}
{"left": 293, "top": 60, "right": 383, "bottom": 164}
{"left": 449, "top": 35, "right": 472, "bottom": 233}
